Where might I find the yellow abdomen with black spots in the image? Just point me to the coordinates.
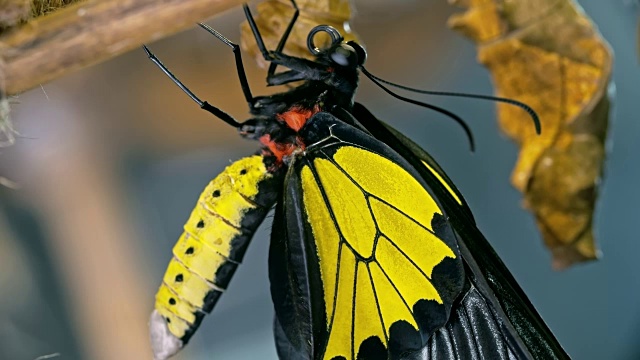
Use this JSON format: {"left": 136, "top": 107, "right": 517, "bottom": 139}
{"left": 150, "top": 155, "right": 280, "bottom": 360}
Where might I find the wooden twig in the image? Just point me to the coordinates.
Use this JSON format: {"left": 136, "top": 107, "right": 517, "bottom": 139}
{"left": 0, "top": 0, "right": 245, "bottom": 95}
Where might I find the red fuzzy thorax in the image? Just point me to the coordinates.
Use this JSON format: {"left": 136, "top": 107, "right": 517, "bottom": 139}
{"left": 276, "top": 105, "right": 320, "bottom": 131}
{"left": 261, "top": 105, "right": 320, "bottom": 162}
{"left": 260, "top": 134, "right": 300, "bottom": 162}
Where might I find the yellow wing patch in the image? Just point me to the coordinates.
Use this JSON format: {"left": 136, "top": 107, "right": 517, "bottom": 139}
{"left": 301, "top": 166, "right": 340, "bottom": 323}
{"left": 323, "top": 248, "right": 356, "bottom": 359}
{"left": 334, "top": 147, "right": 441, "bottom": 231}
{"left": 370, "top": 198, "right": 456, "bottom": 278}
{"left": 354, "top": 262, "right": 387, "bottom": 350}
{"left": 376, "top": 236, "right": 442, "bottom": 304}
{"left": 302, "top": 146, "right": 457, "bottom": 360}
{"left": 314, "top": 158, "right": 377, "bottom": 258}
{"left": 421, "top": 160, "right": 462, "bottom": 205}
{"left": 369, "top": 262, "right": 417, "bottom": 331}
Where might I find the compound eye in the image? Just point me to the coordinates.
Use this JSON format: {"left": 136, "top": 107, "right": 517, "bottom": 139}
{"left": 330, "top": 44, "right": 357, "bottom": 67}
{"left": 346, "top": 41, "right": 367, "bottom": 66}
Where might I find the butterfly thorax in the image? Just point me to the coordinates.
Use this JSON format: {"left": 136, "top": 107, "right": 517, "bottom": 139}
{"left": 254, "top": 105, "right": 321, "bottom": 164}
{"left": 235, "top": 34, "right": 365, "bottom": 168}
{"left": 241, "top": 74, "right": 359, "bottom": 165}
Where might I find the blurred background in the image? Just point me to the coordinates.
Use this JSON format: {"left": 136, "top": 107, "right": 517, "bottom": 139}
{"left": 0, "top": 0, "right": 638, "bottom": 359}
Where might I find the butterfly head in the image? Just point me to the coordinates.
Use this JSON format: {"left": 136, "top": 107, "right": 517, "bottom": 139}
{"left": 307, "top": 25, "right": 367, "bottom": 69}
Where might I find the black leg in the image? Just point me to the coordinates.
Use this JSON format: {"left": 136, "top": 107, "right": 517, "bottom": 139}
{"left": 243, "top": 4, "right": 271, "bottom": 60}
{"left": 243, "top": 3, "right": 330, "bottom": 85}
{"left": 197, "top": 23, "right": 254, "bottom": 104}
{"left": 142, "top": 45, "right": 241, "bottom": 128}
{"left": 244, "top": 2, "right": 313, "bottom": 85}
{"left": 266, "top": 0, "right": 300, "bottom": 78}
{"left": 266, "top": 70, "right": 307, "bottom": 86}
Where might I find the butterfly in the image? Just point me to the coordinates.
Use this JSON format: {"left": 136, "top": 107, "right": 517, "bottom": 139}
{"left": 144, "top": 1, "right": 569, "bottom": 359}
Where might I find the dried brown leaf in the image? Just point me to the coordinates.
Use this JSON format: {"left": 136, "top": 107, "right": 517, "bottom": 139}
{"left": 448, "top": 0, "right": 612, "bottom": 269}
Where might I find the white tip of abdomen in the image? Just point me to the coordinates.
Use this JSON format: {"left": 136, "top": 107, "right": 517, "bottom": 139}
{"left": 149, "top": 310, "right": 183, "bottom": 360}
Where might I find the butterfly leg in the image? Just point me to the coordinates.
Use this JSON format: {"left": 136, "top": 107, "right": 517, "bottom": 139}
{"left": 265, "top": 0, "right": 300, "bottom": 78}
{"left": 142, "top": 45, "right": 241, "bottom": 128}
{"left": 197, "top": 23, "right": 255, "bottom": 105}
{"left": 196, "top": 19, "right": 306, "bottom": 114}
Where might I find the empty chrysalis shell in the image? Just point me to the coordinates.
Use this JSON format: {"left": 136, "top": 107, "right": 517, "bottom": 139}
{"left": 240, "top": 0, "right": 359, "bottom": 67}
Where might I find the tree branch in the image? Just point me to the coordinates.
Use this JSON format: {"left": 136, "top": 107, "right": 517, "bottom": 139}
{"left": 0, "top": 0, "right": 245, "bottom": 95}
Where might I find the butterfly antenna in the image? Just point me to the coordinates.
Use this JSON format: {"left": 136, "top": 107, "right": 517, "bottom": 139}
{"left": 362, "top": 68, "right": 475, "bottom": 152}
{"left": 361, "top": 67, "right": 541, "bottom": 135}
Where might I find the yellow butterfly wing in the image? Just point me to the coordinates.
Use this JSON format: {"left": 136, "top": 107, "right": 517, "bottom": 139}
{"left": 300, "top": 145, "right": 461, "bottom": 359}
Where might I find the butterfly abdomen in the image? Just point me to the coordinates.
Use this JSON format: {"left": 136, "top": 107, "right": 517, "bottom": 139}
{"left": 150, "top": 154, "right": 282, "bottom": 360}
